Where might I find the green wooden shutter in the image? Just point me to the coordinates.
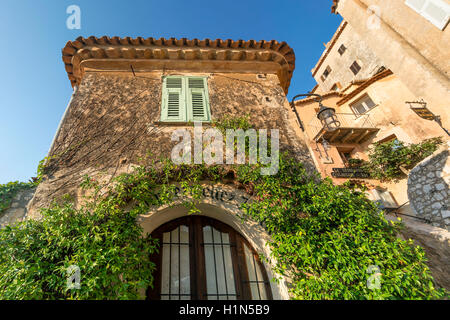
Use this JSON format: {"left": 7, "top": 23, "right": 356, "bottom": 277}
{"left": 187, "top": 77, "right": 210, "bottom": 122}
{"left": 161, "top": 77, "right": 186, "bottom": 122}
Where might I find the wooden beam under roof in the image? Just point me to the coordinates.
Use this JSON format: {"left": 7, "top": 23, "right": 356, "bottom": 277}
{"left": 341, "top": 129, "right": 355, "bottom": 143}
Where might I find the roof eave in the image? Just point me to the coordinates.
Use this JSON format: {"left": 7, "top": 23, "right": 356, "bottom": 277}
{"left": 62, "top": 37, "right": 296, "bottom": 94}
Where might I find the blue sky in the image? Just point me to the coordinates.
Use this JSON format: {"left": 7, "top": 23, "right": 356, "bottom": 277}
{"left": 0, "top": 0, "right": 342, "bottom": 184}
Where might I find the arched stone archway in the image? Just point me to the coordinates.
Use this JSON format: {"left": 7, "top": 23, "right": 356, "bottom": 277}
{"left": 137, "top": 183, "right": 290, "bottom": 300}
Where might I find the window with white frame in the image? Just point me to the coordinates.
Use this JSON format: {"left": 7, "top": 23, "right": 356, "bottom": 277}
{"left": 405, "top": 0, "right": 450, "bottom": 30}
{"left": 350, "top": 94, "right": 377, "bottom": 115}
{"left": 161, "top": 76, "right": 211, "bottom": 122}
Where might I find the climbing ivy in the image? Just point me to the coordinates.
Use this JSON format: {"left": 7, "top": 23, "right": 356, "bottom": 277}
{"left": 363, "top": 137, "right": 443, "bottom": 181}
{"left": 0, "top": 118, "right": 446, "bottom": 300}
{"left": 238, "top": 156, "right": 446, "bottom": 299}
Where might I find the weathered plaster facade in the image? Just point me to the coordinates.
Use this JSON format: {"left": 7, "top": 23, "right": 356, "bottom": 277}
{"left": 26, "top": 36, "right": 314, "bottom": 216}
{"left": 296, "top": 71, "right": 448, "bottom": 219}
{"left": 312, "top": 21, "right": 385, "bottom": 93}
{"left": 300, "top": 5, "right": 450, "bottom": 290}
{"left": 332, "top": 0, "right": 450, "bottom": 130}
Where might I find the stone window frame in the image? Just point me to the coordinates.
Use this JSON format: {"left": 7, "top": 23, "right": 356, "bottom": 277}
{"left": 147, "top": 215, "right": 273, "bottom": 300}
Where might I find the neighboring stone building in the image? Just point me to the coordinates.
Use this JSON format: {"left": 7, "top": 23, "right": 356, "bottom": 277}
{"left": 297, "top": 1, "right": 450, "bottom": 228}
{"left": 26, "top": 36, "right": 315, "bottom": 300}
{"left": 311, "top": 21, "right": 385, "bottom": 93}
{"left": 331, "top": 0, "right": 450, "bottom": 130}
{"left": 296, "top": 6, "right": 450, "bottom": 289}
{"left": 295, "top": 69, "right": 448, "bottom": 227}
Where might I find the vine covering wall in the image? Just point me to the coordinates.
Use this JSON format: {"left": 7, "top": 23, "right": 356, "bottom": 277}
{"left": 2, "top": 70, "right": 446, "bottom": 300}
{"left": 27, "top": 71, "right": 314, "bottom": 219}
{"left": 0, "top": 155, "right": 446, "bottom": 299}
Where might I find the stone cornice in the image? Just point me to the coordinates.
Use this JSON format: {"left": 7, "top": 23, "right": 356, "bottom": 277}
{"left": 62, "top": 37, "right": 296, "bottom": 93}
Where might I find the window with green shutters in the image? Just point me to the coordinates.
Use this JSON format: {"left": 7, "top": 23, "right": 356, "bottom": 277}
{"left": 161, "top": 76, "right": 211, "bottom": 122}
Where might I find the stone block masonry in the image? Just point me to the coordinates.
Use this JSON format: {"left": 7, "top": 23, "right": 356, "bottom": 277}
{"left": 408, "top": 146, "right": 450, "bottom": 230}
{"left": 0, "top": 187, "right": 36, "bottom": 228}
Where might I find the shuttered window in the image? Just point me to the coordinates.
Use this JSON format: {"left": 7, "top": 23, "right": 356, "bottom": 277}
{"left": 405, "top": 0, "right": 450, "bottom": 30}
{"left": 161, "top": 76, "right": 211, "bottom": 122}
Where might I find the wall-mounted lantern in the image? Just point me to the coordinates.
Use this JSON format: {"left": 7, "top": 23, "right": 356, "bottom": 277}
{"left": 291, "top": 93, "right": 341, "bottom": 132}
{"left": 317, "top": 102, "right": 340, "bottom": 132}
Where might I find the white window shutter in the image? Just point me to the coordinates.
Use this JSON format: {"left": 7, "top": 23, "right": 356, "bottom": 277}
{"left": 406, "top": 0, "right": 427, "bottom": 11}
{"left": 422, "top": 0, "right": 450, "bottom": 29}
{"left": 406, "top": 0, "right": 450, "bottom": 30}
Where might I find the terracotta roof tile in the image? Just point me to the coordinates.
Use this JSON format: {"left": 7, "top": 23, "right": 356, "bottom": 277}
{"left": 62, "top": 36, "right": 296, "bottom": 93}
{"left": 294, "top": 91, "right": 344, "bottom": 105}
{"left": 336, "top": 69, "right": 393, "bottom": 105}
{"left": 295, "top": 69, "right": 393, "bottom": 106}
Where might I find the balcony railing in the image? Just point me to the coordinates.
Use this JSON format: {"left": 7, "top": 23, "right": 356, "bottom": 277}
{"left": 308, "top": 113, "right": 379, "bottom": 144}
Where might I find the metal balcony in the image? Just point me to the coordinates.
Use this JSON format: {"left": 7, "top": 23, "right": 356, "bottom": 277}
{"left": 308, "top": 113, "right": 379, "bottom": 144}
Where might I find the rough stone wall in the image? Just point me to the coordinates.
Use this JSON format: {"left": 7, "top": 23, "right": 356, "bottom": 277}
{"left": 408, "top": 146, "right": 450, "bottom": 230}
{"left": 0, "top": 188, "right": 36, "bottom": 228}
{"left": 27, "top": 71, "right": 314, "bottom": 218}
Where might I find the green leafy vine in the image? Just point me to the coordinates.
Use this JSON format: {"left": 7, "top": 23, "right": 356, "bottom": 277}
{"left": 0, "top": 119, "right": 446, "bottom": 300}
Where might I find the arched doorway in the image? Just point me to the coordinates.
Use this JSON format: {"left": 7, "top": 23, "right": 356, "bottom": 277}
{"left": 147, "top": 216, "right": 273, "bottom": 300}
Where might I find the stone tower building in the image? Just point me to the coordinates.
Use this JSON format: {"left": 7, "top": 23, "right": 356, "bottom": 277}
{"left": 26, "top": 36, "right": 315, "bottom": 300}
{"left": 331, "top": 0, "right": 450, "bottom": 130}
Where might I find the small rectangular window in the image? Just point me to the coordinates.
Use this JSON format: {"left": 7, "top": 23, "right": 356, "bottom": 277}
{"left": 320, "top": 66, "right": 332, "bottom": 82}
{"left": 338, "top": 44, "right": 346, "bottom": 55}
{"left": 161, "top": 76, "right": 211, "bottom": 122}
{"left": 405, "top": 0, "right": 450, "bottom": 30}
{"left": 350, "top": 61, "right": 361, "bottom": 75}
{"left": 350, "top": 94, "right": 376, "bottom": 115}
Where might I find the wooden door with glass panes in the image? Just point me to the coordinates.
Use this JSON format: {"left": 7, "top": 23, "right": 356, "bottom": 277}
{"left": 147, "top": 216, "right": 272, "bottom": 300}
